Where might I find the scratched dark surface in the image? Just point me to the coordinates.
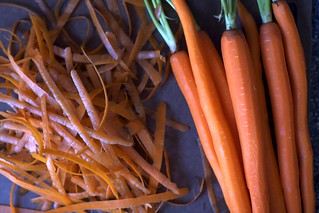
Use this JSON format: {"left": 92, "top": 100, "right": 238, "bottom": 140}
{"left": 0, "top": 0, "right": 314, "bottom": 212}
{"left": 309, "top": 0, "right": 319, "bottom": 211}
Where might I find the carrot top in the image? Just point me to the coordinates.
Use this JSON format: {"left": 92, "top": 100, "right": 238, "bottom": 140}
{"left": 221, "top": 0, "right": 237, "bottom": 30}
{"left": 144, "top": 0, "right": 177, "bottom": 53}
{"left": 256, "top": 0, "right": 272, "bottom": 23}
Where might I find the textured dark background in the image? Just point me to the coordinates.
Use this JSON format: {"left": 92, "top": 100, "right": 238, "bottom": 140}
{"left": 309, "top": 0, "right": 319, "bottom": 211}
{"left": 0, "top": 0, "right": 316, "bottom": 212}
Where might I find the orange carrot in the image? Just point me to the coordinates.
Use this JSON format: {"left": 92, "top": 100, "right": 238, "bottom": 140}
{"left": 222, "top": 29, "right": 269, "bottom": 213}
{"left": 145, "top": 0, "right": 250, "bottom": 211}
{"left": 197, "top": 31, "right": 242, "bottom": 166}
{"left": 170, "top": 0, "right": 251, "bottom": 212}
{"left": 237, "top": 1, "right": 261, "bottom": 78}
{"left": 272, "top": 1, "right": 314, "bottom": 212}
{"left": 220, "top": 0, "right": 269, "bottom": 212}
{"left": 239, "top": 1, "right": 286, "bottom": 212}
{"left": 259, "top": 1, "right": 306, "bottom": 212}
{"left": 260, "top": 21, "right": 301, "bottom": 213}
{"left": 144, "top": 0, "right": 226, "bottom": 200}
{"left": 170, "top": 51, "right": 223, "bottom": 186}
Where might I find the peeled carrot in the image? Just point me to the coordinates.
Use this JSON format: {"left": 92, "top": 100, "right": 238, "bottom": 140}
{"left": 237, "top": 1, "right": 261, "bottom": 77}
{"left": 260, "top": 20, "right": 301, "bottom": 213}
{"left": 222, "top": 29, "right": 268, "bottom": 213}
{"left": 170, "top": 51, "right": 234, "bottom": 209}
{"left": 220, "top": 0, "right": 269, "bottom": 212}
{"left": 197, "top": 31, "right": 242, "bottom": 166}
{"left": 170, "top": 51, "right": 223, "bottom": 186}
{"left": 146, "top": 0, "right": 250, "bottom": 211}
{"left": 170, "top": 51, "right": 233, "bottom": 208}
{"left": 258, "top": 0, "right": 302, "bottom": 212}
{"left": 239, "top": 1, "right": 286, "bottom": 212}
{"left": 170, "top": 0, "right": 251, "bottom": 212}
{"left": 272, "top": 1, "right": 314, "bottom": 212}
{"left": 144, "top": 0, "right": 227, "bottom": 204}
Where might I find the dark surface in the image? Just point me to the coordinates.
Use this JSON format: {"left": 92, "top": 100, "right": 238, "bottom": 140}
{"left": 310, "top": 0, "right": 319, "bottom": 211}
{"left": 0, "top": 0, "right": 315, "bottom": 212}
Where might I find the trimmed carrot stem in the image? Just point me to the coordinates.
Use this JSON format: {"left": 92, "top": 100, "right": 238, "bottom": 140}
{"left": 272, "top": 1, "right": 314, "bottom": 212}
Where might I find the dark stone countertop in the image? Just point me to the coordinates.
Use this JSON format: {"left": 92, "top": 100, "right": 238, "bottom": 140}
{"left": 310, "top": 0, "right": 319, "bottom": 210}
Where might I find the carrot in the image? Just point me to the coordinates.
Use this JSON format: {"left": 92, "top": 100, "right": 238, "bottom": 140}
{"left": 272, "top": 1, "right": 315, "bottom": 212}
{"left": 197, "top": 31, "right": 242, "bottom": 166}
{"left": 257, "top": 1, "right": 301, "bottom": 212}
{"left": 237, "top": 1, "right": 261, "bottom": 77}
{"left": 145, "top": 0, "right": 250, "bottom": 211}
{"left": 170, "top": 51, "right": 223, "bottom": 185}
{"left": 164, "top": 0, "right": 251, "bottom": 212}
{"left": 220, "top": 0, "right": 269, "bottom": 212}
{"left": 260, "top": 22, "right": 301, "bottom": 213}
{"left": 144, "top": 0, "right": 224, "bottom": 188}
{"left": 239, "top": 1, "right": 286, "bottom": 212}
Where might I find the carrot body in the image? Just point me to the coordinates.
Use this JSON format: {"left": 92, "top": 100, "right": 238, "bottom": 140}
{"left": 260, "top": 22, "right": 301, "bottom": 213}
{"left": 237, "top": 1, "right": 261, "bottom": 77}
{"left": 221, "top": 29, "right": 269, "bottom": 213}
{"left": 238, "top": 2, "right": 286, "bottom": 212}
{"left": 171, "top": 1, "right": 251, "bottom": 212}
{"left": 170, "top": 50, "right": 224, "bottom": 192}
{"left": 198, "top": 31, "right": 242, "bottom": 166}
{"left": 272, "top": 1, "right": 314, "bottom": 212}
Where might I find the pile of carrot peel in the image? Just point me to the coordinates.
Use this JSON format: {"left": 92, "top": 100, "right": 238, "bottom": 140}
{"left": 0, "top": 0, "right": 192, "bottom": 212}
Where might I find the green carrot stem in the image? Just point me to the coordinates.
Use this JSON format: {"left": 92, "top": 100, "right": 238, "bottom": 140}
{"left": 145, "top": 0, "right": 177, "bottom": 53}
{"left": 256, "top": 0, "right": 272, "bottom": 23}
{"left": 220, "top": 0, "right": 237, "bottom": 30}
{"left": 165, "top": 0, "right": 175, "bottom": 10}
